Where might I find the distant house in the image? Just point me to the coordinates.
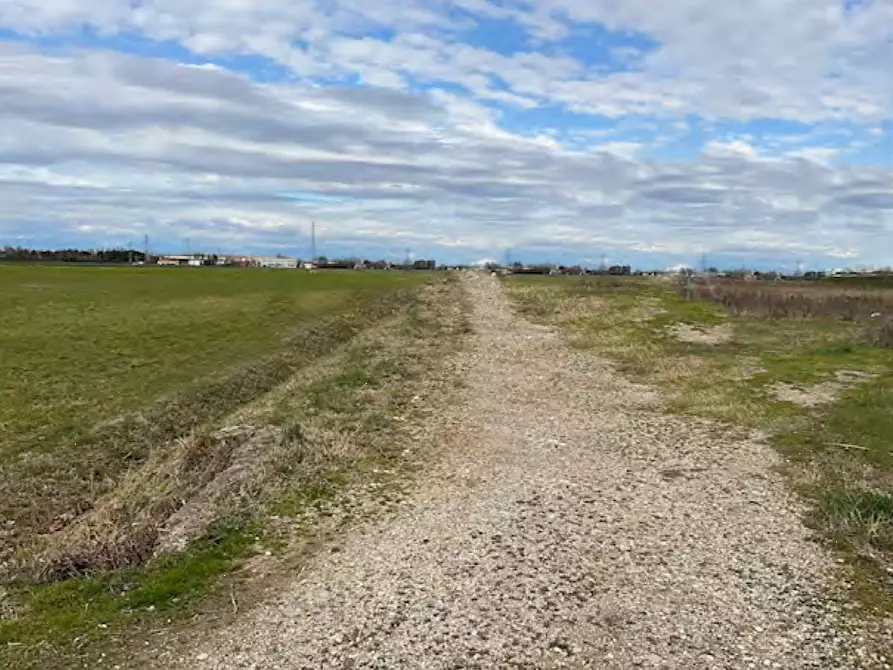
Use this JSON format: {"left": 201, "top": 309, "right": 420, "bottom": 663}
{"left": 157, "top": 255, "right": 194, "bottom": 266}
{"left": 254, "top": 256, "right": 297, "bottom": 269}
{"left": 157, "top": 253, "right": 214, "bottom": 266}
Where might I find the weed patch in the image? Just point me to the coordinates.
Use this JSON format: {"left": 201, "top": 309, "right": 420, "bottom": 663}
{"left": 681, "top": 277, "right": 893, "bottom": 320}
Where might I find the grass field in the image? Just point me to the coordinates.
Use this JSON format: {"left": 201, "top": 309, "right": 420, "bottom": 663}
{"left": 0, "top": 265, "right": 458, "bottom": 668}
{"left": 506, "top": 274, "right": 893, "bottom": 615}
{"left": 1, "top": 265, "right": 423, "bottom": 460}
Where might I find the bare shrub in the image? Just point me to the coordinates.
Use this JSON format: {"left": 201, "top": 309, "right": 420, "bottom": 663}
{"left": 678, "top": 279, "right": 893, "bottom": 320}
{"left": 862, "top": 315, "right": 893, "bottom": 348}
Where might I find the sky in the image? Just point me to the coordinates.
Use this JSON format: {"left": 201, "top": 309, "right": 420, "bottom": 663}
{"left": 1, "top": 1, "right": 893, "bottom": 270}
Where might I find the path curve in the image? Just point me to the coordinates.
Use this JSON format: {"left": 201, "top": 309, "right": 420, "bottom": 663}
{"left": 169, "top": 272, "right": 871, "bottom": 669}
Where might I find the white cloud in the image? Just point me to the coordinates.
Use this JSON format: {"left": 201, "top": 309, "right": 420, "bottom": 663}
{"left": 704, "top": 140, "right": 758, "bottom": 158}
{"left": 0, "top": 3, "right": 893, "bottom": 265}
{"left": 3, "top": 0, "right": 891, "bottom": 123}
{"left": 786, "top": 146, "right": 840, "bottom": 164}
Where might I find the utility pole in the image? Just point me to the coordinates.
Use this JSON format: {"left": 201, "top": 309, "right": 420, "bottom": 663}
{"left": 701, "top": 252, "right": 707, "bottom": 274}
{"left": 143, "top": 234, "right": 149, "bottom": 264}
{"left": 311, "top": 221, "right": 316, "bottom": 261}
{"left": 185, "top": 237, "right": 191, "bottom": 255}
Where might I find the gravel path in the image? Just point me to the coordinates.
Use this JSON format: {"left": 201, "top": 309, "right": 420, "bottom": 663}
{"left": 171, "top": 272, "right": 880, "bottom": 669}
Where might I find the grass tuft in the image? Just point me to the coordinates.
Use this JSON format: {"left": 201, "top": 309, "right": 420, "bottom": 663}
{"left": 819, "top": 488, "right": 893, "bottom": 550}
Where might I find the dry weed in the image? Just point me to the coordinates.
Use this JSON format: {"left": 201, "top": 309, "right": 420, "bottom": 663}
{"left": 683, "top": 278, "right": 893, "bottom": 320}
{"left": 20, "top": 426, "right": 280, "bottom": 581}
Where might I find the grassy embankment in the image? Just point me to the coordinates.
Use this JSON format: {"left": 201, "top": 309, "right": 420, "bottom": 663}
{"left": 505, "top": 274, "right": 893, "bottom": 614}
{"left": 0, "top": 265, "right": 467, "bottom": 668}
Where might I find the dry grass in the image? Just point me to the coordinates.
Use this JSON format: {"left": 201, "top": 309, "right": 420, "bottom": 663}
{"left": 20, "top": 426, "right": 281, "bottom": 581}
{"left": 682, "top": 278, "right": 893, "bottom": 320}
{"left": 862, "top": 315, "right": 893, "bottom": 348}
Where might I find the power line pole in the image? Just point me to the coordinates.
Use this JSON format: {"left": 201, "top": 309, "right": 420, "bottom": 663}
{"left": 311, "top": 221, "right": 316, "bottom": 261}
{"left": 143, "top": 234, "right": 149, "bottom": 263}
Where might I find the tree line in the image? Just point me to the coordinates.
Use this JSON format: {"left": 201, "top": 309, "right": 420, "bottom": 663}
{"left": 0, "top": 246, "right": 147, "bottom": 264}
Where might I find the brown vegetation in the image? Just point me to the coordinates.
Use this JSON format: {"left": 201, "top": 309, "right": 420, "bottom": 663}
{"left": 681, "top": 278, "right": 893, "bottom": 320}
{"left": 863, "top": 315, "right": 893, "bottom": 348}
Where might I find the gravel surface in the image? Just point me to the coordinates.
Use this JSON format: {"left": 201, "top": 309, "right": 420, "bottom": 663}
{"left": 165, "top": 272, "right": 883, "bottom": 669}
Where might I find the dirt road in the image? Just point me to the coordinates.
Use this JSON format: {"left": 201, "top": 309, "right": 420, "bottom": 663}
{"left": 168, "top": 273, "right": 879, "bottom": 669}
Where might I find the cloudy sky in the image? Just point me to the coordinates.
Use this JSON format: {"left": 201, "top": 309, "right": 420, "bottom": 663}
{"left": 1, "top": 1, "right": 892, "bottom": 269}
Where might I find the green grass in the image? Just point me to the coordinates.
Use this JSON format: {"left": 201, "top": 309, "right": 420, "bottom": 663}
{"left": 0, "top": 518, "right": 256, "bottom": 669}
{"left": 0, "top": 265, "right": 422, "bottom": 458}
{"left": 505, "top": 274, "right": 893, "bottom": 614}
{"left": 0, "top": 266, "right": 426, "bottom": 557}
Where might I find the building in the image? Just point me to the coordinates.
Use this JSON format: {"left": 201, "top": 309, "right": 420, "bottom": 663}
{"left": 253, "top": 255, "right": 298, "bottom": 269}
{"left": 157, "top": 253, "right": 214, "bottom": 266}
{"left": 157, "top": 255, "right": 190, "bottom": 266}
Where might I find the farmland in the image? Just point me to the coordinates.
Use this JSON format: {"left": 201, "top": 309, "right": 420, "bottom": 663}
{"left": 0, "top": 264, "right": 467, "bottom": 668}
{"left": 505, "top": 274, "right": 893, "bottom": 616}
{"left": 1, "top": 266, "right": 425, "bottom": 458}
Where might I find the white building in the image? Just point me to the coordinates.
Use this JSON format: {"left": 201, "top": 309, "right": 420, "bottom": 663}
{"left": 254, "top": 255, "right": 298, "bottom": 269}
{"left": 157, "top": 253, "right": 213, "bottom": 266}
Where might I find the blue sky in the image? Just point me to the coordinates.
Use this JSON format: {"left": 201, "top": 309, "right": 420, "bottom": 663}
{"left": 1, "top": 1, "right": 893, "bottom": 269}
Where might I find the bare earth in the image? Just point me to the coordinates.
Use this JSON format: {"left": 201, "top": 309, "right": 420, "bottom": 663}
{"left": 164, "top": 273, "right": 881, "bottom": 669}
